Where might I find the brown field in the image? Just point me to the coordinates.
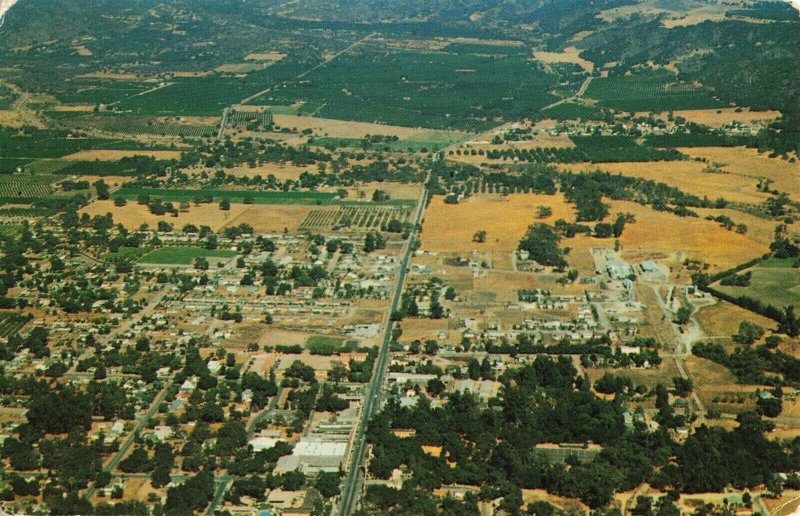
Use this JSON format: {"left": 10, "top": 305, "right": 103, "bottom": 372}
{"left": 80, "top": 201, "right": 252, "bottom": 232}
{"left": 679, "top": 147, "right": 800, "bottom": 201}
{"left": 602, "top": 200, "right": 769, "bottom": 271}
{"left": 473, "top": 271, "right": 540, "bottom": 301}
{"left": 62, "top": 149, "right": 183, "bottom": 161}
{"left": 49, "top": 104, "right": 97, "bottom": 112}
{"left": 336, "top": 181, "right": 422, "bottom": 201}
{"left": 244, "top": 52, "right": 287, "bottom": 62}
{"left": 586, "top": 360, "right": 682, "bottom": 390}
{"left": 458, "top": 133, "right": 575, "bottom": 152}
{"left": 641, "top": 108, "right": 781, "bottom": 128}
{"left": 271, "top": 114, "right": 469, "bottom": 141}
{"left": 205, "top": 163, "right": 317, "bottom": 181}
{"left": 533, "top": 46, "right": 595, "bottom": 73}
{"left": 78, "top": 72, "right": 145, "bottom": 80}
{"left": 222, "top": 204, "right": 338, "bottom": 233}
{"left": 420, "top": 193, "right": 576, "bottom": 253}
{"left": 559, "top": 161, "right": 770, "bottom": 205}
{"left": 257, "top": 328, "right": 311, "bottom": 347}
{"left": 447, "top": 37, "right": 524, "bottom": 47}
{"left": 696, "top": 300, "right": 776, "bottom": 338}
{"left": 75, "top": 175, "right": 130, "bottom": 188}
{"left": 0, "top": 110, "right": 22, "bottom": 127}
{"left": 694, "top": 207, "right": 778, "bottom": 248}
{"left": 685, "top": 356, "right": 762, "bottom": 413}
{"left": 661, "top": 12, "right": 728, "bottom": 27}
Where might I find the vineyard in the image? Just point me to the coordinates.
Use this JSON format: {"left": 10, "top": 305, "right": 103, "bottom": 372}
{"left": 0, "top": 312, "right": 29, "bottom": 338}
{"left": 228, "top": 110, "right": 273, "bottom": 130}
{"left": 301, "top": 205, "right": 413, "bottom": 231}
{"left": 60, "top": 115, "right": 218, "bottom": 139}
{"left": 0, "top": 174, "right": 58, "bottom": 200}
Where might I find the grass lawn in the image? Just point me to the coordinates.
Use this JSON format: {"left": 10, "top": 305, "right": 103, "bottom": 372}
{"left": 104, "top": 247, "right": 148, "bottom": 262}
{"left": 306, "top": 335, "right": 346, "bottom": 355}
{"left": 138, "top": 247, "right": 236, "bottom": 265}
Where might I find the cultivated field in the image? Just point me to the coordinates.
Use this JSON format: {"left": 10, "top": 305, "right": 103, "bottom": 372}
{"left": 271, "top": 114, "right": 470, "bottom": 143}
{"left": 61, "top": 149, "right": 183, "bottom": 161}
{"left": 223, "top": 204, "right": 337, "bottom": 233}
{"left": 138, "top": 247, "right": 236, "bottom": 265}
{"left": 420, "top": 193, "right": 576, "bottom": 253}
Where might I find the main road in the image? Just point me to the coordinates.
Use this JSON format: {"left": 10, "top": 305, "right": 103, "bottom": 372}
{"left": 337, "top": 174, "right": 430, "bottom": 515}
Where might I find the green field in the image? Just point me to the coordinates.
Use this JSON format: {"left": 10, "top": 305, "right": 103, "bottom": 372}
{"left": 313, "top": 130, "right": 467, "bottom": 152}
{"left": 0, "top": 174, "right": 59, "bottom": 201}
{"left": 138, "top": 247, "right": 237, "bottom": 265}
{"left": 249, "top": 51, "right": 562, "bottom": 131}
{"left": 307, "top": 336, "right": 346, "bottom": 355}
{"left": 584, "top": 69, "right": 724, "bottom": 112}
{"left": 55, "top": 114, "right": 219, "bottom": 139}
{"left": 715, "top": 259, "right": 800, "bottom": 310}
{"left": 116, "top": 188, "right": 338, "bottom": 205}
{"left": 0, "top": 312, "right": 29, "bottom": 338}
{"left": 104, "top": 247, "right": 149, "bottom": 263}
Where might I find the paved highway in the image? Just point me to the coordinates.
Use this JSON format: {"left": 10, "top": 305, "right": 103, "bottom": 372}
{"left": 337, "top": 180, "right": 429, "bottom": 515}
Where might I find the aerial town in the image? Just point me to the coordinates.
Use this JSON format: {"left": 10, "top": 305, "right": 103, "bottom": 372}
{"left": 0, "top": 0, "right": 798, "bottom": 515}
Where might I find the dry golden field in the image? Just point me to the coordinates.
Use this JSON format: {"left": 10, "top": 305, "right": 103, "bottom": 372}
{"left": 696, "top": 300, "right": 776, "bottom": 338}
{"left": 271, "top": 114, "right": 469, "bottom": 141}
{"left": 679, "top": 147, "right": 800, "bottom": 200}
{"left": 533, "top": 46, "right": 595, "bottom": 73}
{"left": 605, "top": 200, "right": 769, "bottom": 270}
{"left": 559, "top": 161, "right": 770, "bottom": 205}
{"left": 421, "top": 193, "right": 576, "bottom": 253}
{"left": 222, "top": 204, "right": 338, "bottom": 233}
{"left": 643, "top": 108, "right": 781, "bottom": 128}
{"left": 79, "top": 201, "right": 298, "bottom": 232}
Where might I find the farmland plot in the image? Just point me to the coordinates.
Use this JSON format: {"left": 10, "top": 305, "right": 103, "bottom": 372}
{"left": 300, "top": 205, "right": 413, "bottom": 231}
{"left": 584, "top": 69, "right": 724, "bottom": 112}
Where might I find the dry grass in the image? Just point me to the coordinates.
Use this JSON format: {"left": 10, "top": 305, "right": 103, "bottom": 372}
{"left": 605, "top": 200, "right": 769, "bottom": 271}
{"left": 533, "top": 46, "right": 594, "bottom": 73}
{"left": 679, "top": 147, "right": 800, "bottom": 201}
{"left": 271, "top": 114, "right": 468, "bottom": 141}
{"left": 80, "top": 201, "right": 251, "bottom": 231}
{"left": 207, "top": 163, "right": 317, "bottom": 181}
{"left": 77, "top": 72, "right": 144, "bottom": 80}
{"left": 696, "top": 300, "right": 776, "bottom": 338}
{"left": 586, "top": 360, "right": 682, "bottom": 390}
{"left": 0, "top": 110, "right": 23, "bottom": 127}
{"left": 642, "top": 108, "right": 781, "bottom": 128}
{"left": 420, "top": 193, "right": 576, "bottom": 253}
{"left": 75, "top": 175, "right": 130, "bottom": 188}
{"left": 339, "top": 181, "right": 422, "bottom": 201}
{"left": 222, "top": 204, "right": 337, "bottom": 233}
{"left": 62, "top": 149, "right": 183, "bottom": 161}
{"left": 559, "top": 161, "right": 770, "bottom": 205}
{"left": 49, "top": 104, "right": 97, "bottom": 112}
{"left": 244, "top": 52, "right": 287, "bottom": 62}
